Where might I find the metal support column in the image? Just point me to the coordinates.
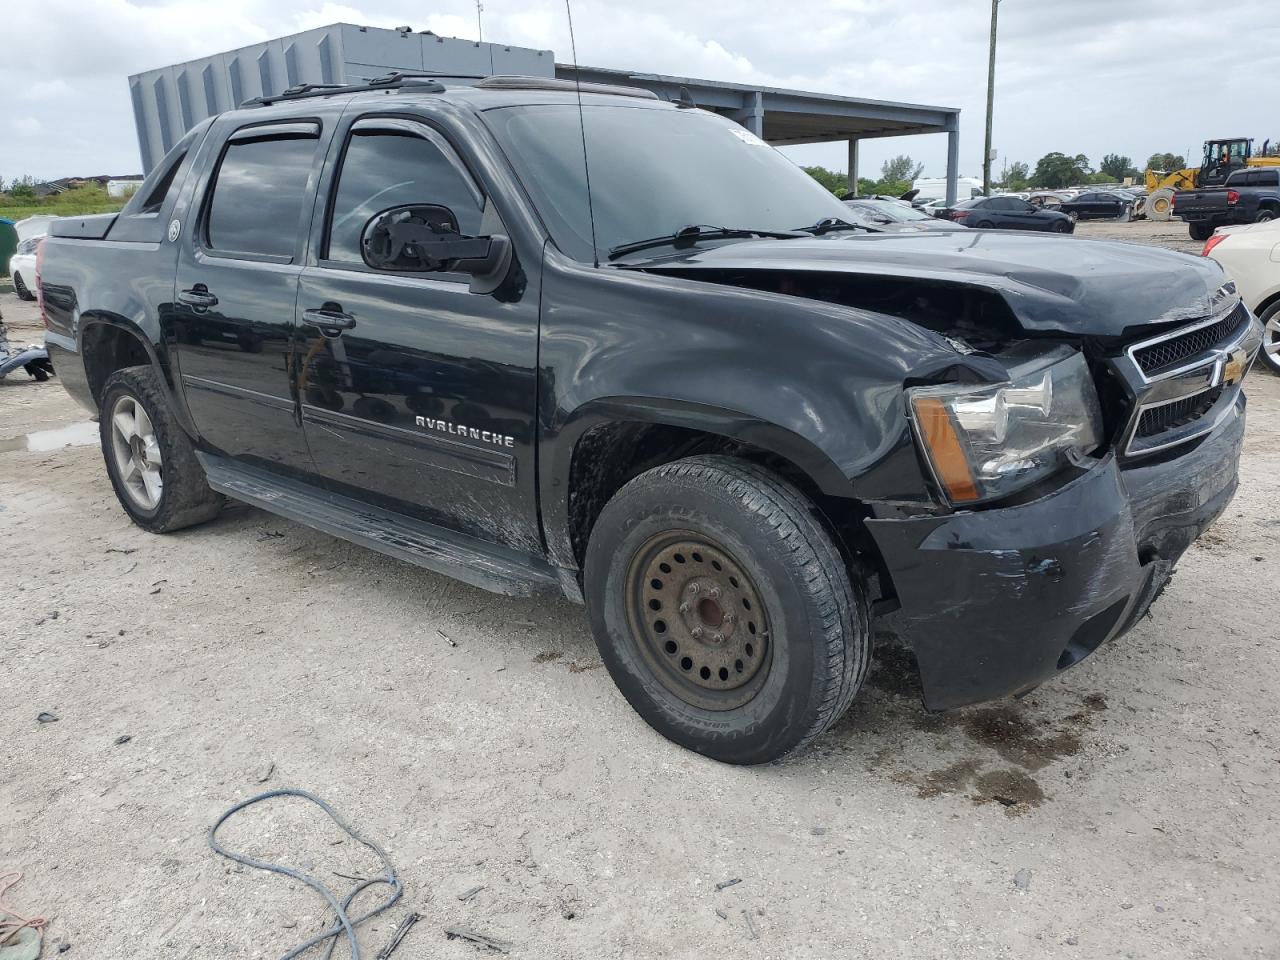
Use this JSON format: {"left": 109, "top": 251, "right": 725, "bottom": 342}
{"left": 848, "top": 139, "right": 859, "bottom": 196}
{"left": 945, "top": 122, "right": 960, "bottom": 206}
{"left": 734, "top": 90, "right": 765, "bottom": 138}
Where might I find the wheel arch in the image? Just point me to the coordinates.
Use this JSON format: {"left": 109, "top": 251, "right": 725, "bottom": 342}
{"left": 543, "top": 398, "right": 893, "bottom": 604}
{"left": 77, "top": 313, "right": 195, "bottom": 434}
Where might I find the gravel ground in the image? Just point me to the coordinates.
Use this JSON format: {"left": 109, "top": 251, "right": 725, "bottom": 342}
{"left": 3, "top": 235, "right": 1279, "bottom": 960}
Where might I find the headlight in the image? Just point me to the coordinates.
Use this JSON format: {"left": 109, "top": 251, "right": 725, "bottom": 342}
{"left": 908, "top": 352, "right": 1103, "bottom": 505}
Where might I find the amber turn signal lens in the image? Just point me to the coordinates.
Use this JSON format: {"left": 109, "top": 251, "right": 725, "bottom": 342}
{"left": 912, "top": 396, "right": 980, "bottom": 503}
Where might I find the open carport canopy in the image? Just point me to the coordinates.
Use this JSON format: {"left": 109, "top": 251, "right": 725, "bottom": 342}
{"left": 555, "top": 65, "right": 962, "bottom": 200}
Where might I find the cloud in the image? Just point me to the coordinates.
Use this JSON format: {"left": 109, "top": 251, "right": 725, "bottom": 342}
{"left": 1, "top": 0, "right": 1277, "bottom": 180}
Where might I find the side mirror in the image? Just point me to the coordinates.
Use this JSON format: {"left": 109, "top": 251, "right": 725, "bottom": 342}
{"left": 360, "top": 204, "right": 512, "bottom": 294}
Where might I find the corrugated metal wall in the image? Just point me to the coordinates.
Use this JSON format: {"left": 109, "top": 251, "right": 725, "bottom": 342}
{"left": 128, "top": 24, "right": 554, "bottom": 172}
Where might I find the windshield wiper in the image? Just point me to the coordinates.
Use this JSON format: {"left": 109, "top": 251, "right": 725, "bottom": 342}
{"left": 794, "top": 217, "right": 864, "bottom": 236}
{"left": 607, "top": 224, "right": 804, "bottom": 260}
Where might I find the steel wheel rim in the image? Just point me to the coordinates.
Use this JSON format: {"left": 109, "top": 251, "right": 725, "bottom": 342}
{"left": 625, "top": 531, "right": 772, "bottom": 711}
{"left": 110, "top": 395, "right": 163, "bottom": 510}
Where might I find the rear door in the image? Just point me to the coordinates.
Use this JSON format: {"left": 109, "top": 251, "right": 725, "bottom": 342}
{"left": 173, "top": 119, "right": 325, "bottom": 474}
{"left": 294, "top": 112, "right": 542, "bottom": 553}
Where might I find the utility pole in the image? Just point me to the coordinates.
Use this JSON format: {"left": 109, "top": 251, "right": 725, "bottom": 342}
{"left": 476, "top": 1, "right": 484, "bottom": 42}
{"left": 983, "top": 0, "right": 1000, "bottom": 196}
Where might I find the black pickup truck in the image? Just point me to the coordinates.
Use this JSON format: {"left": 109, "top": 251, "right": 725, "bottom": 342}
{"left": 41, "top": 74, "right": 1263, "bottom": 763}
{"left": 1174, "top": 167, "right": 1280, "bottom": 241}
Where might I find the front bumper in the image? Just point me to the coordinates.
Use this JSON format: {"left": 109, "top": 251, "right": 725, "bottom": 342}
{"left": 866, "top": 397, "right": 1245, "bottom": 711}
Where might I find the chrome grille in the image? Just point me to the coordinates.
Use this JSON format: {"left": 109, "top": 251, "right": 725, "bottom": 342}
{"left": 1135, "top": 388, "right": 1221, "bottom": 439}
{"left": 1132, "top": 308, "right": 1246, "bottom": 376}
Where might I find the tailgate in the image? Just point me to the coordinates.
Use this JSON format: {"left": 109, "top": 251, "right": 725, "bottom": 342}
{"left": 1174, "top": 189, "right": 1228, "bottom": 214}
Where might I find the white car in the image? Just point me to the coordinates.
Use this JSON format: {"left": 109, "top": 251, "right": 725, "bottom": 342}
{"left": 1204, "top": 221, "right": 1280, "bottom": 373}
{"left": 8, "top": 235, "right": 41, "bottom": 301}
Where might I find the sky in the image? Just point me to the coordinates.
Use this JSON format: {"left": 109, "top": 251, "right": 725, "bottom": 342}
{"left": 3, "top": 0, "right": 1278, "bottom": 184}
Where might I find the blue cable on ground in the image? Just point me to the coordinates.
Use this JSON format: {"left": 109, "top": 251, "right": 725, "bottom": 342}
{"left": 208, "top": 788, "right": 404, "bottom": 960}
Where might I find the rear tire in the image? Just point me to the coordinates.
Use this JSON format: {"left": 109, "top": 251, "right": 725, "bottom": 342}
{"left": 12, "top": 272, "right": 35, "bottom": 301}
{"left": 975, "top": 220, "right": 994, "bottom": 229}
{"left": 584, "top": 455, "right": 870, "bottom": 765}
{"left": 1258, "top": 302, "right": 1280, "bottom": 375}
{"left": 1256, "top": 209, "right": 1277, "bottom": 224}
{"left": 1189, "top": 222, "right": 1214, "bottom": 242}
{"left": 99, "top": 366, "right": 223, "bottom": 533}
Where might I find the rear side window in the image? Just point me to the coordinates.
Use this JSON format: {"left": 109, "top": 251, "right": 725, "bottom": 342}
{"left": 326, "top": 125, "right": 485, "bottom": 265}
{"left": 206, "top": 132, "right": 318, "bottom": 259}
{"left": 138, "top": 151, "right": 186, "bottom": 214}
{"left": 1258, "top": 171, "right": 1279, "bottom": 187}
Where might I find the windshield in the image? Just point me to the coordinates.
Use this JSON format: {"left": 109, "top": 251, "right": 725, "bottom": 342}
{"left": 483, "top": 103, "right": 852, "bottom": 261}
{"left": 861, "top": 199, "right": 930, "bottom": 222}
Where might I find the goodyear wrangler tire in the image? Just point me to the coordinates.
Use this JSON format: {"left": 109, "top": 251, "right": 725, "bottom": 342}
{"left": 584, "top": 455, "right": 870, "bottom": 764}
{"left": 100, "top": 365, "right": 223, "bottom": 533}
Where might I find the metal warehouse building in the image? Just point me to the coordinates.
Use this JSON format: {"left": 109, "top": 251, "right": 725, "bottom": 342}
{"left": 128, "top": 23, "right": 962, "bottom": 202}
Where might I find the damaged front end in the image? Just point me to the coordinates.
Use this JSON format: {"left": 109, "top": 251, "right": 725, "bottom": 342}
{"left": 634, "top": 234, "right": 1264, "bottom": 709}
{"left": 864, "top": 291, "right": 1262, "bottom": 710}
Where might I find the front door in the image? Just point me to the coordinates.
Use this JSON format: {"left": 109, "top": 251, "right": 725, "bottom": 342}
{"left": 296, "top": 114, "right": 542, "bottom": 553}
{"left": 173, "top": 121, "right": 325, "bottom": 474}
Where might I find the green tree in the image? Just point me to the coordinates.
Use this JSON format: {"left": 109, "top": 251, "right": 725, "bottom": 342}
{"left": 1031, "top": 152, "right": 1092, "bottom": 189}
{"left": 1145, "top": 152, "right": 1187, "bottom": 173}
{"left": 880, "top": 155, "right": 924, "bottom": 183}
{"left": 802, "top": 165, "right": 849, "bottom": 197}
{"left": 1100, "top": 153, "right": 1136, "bottom": 180}
{"left": 998, "top": 161, "right": 1030, "bottom": 190}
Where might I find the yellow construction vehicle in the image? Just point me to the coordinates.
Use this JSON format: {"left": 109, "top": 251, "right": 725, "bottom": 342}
{"left": 1140, "top": 137, "right": 1280, "bottom": 220}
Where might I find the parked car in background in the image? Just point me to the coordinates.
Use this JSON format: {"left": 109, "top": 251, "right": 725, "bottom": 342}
{"left": 919, "top": 198, "right": 952, "bottom": 216}
{"left": 1175, "top": 168, "right": 1280, "bottom": 241}
{"left": 941, "top": 196, "right": 1074, "bottom": 232}
{"left": 1027, "top": 193, "right": 1069, "bottom": 209}
{"left": 842, "top": 198, "right": 966, "bottom": 232}
{"left": 1204, "top": 219, "right": 1280, "bottom": 373}
{"left": 1058, "top": 191, "right": 1134, "bottom": 222}
{"left": 7, "top": 235, "right": 42, "bottom": 300}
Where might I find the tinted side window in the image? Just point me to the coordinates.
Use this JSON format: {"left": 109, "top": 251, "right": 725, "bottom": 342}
{"left": 1259, "top": 171, "right": 1280, "bottom": 187}
{"left": 327, "top": 127, "right": 484, "bottom": 265}
{"left": 206, "top": 134, "right": 318, "bottom": 259}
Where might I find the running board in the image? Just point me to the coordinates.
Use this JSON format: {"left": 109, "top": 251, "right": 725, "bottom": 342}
{"left": 199, "top": 454, "right": 561, "bottom": 598}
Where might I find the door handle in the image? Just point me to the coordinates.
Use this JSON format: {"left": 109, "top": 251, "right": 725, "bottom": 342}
{"left": 302, "top": 307, "right": 357, "bottom": 333}
{"left": 178, "top": 285, "right": 218, "bottom": 308}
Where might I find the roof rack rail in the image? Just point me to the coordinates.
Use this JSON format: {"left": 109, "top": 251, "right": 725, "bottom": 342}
{"left": 475, "top": 75, "right": 659, "bottom": 100}
{"left": 242, "top": 72, "right": 451, "bottom": 108}
{"left": 241, "top": 71, "right": 662, "bottom": 109}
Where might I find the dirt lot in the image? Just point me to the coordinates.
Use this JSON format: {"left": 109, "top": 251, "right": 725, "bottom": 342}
{"left": 3, "top": 227, "right": 1279, "bottom": 960}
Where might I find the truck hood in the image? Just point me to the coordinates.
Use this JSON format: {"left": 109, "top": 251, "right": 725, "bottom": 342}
{"left": 627, "top": 230, "right": 1229, "bottom": 338}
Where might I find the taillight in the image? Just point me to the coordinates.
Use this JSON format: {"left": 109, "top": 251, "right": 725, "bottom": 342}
{"left": 951, "top": 210, "right": 970, "bottom": 220}
{"left": 35, "top": 238, "right": 47, "bottom": 327}
{"left": 1227, "top": 190, "right": 1240, "bottom": 205}
{"left": 1201, "top": 232, "right": 1229, "bottom": 257}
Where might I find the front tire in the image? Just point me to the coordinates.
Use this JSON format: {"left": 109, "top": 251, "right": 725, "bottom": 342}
{"left": 584, "top": 456, "right": 869, "bottom": 764}
{"left": 100, "top": 366, "right": 223, "bottom": 532}
{"left": 12, "top": 272, "right": 35, "bottom": 301}
{"left": 1052, "top": 219, "right": 1072, "bottom": 233}
{"left": 1258, "top": 302, "right": 1280, "bottom": 375}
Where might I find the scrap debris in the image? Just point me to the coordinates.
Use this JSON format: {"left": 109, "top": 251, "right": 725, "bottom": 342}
{"left": 374, "top": 912, "right": 420, "bottom": 960}
{"left": 437, "top": 630, "right": 457, "bottom": 648}
{"left": 741, "top": 909, "right": 759, "bottom": 940}
{"left": 0, "top": 871, "right": 47, "bottom": 958}
{"left": 457, "top": 885, "right": 485, "bottom": 902}
{"left": 444, "top": 926, "right": 512, "bottom": 953}
{"left": 35, "top": 713, "right": 58, "bottom": 725}
{"left": 208, "top": 789, "right": 402, "bottom": 960}
{"left": 714, "top": 878, "right": 742, "bottom": 891}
